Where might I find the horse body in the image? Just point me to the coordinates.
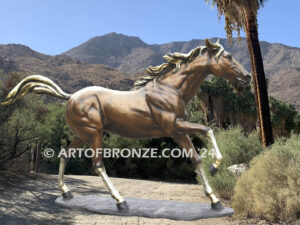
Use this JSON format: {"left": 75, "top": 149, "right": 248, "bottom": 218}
{"left": 66, "top": 73, "right": 192, "bottom": 139}
{"left": 1, "top": 39, "right": 251, "bottom": 211}
{"left": 66, "top": 85, "right": 165, "bottom": 139}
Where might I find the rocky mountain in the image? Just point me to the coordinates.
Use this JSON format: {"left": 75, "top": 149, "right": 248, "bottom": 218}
{"left": 0, "top": 44, "right": 133, "bottom": 93}
{"left": 0, "top": 33, "right": 299, "bottom": 111}
{"left": 64, "top": 33, "right": 161, "bottom": 75}
{"left": 64, "top": 33, "right": 300, "bottom": 110}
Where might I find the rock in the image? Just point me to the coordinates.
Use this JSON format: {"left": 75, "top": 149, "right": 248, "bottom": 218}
{"left": 227, "top": 163, "right": 249, "bottom": 176}
{"left": 258, "top": 220, "right": 268, "bottom": 225}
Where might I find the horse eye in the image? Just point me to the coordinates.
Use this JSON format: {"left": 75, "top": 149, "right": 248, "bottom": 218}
{"left": 225, "top": 54, "right": 232, "bottom": 60}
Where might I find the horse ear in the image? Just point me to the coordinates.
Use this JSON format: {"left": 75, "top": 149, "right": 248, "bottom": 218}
{"left": 216, "top": 39, "right": 220, "bottom": 44}
{"left": 205, "top": 39, "right": 214, "bottom": 50}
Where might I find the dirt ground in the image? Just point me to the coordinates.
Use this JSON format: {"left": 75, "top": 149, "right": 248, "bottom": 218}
{"left": 0, "top": 171, "right": 269, "bottom": 225}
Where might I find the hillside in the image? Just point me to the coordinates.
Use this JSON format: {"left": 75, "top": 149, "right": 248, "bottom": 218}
{"left": 64, "top": 33, "right": 300, "bottom": 110}
{"left": 0, "top": 44, "right": 133, "bottom": 93}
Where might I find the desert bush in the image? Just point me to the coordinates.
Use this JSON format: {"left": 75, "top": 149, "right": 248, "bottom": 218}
{"left": 233, "top": 134, "right": 300, "bottom": 223}
{"left": 198, "top": 163, "right": 236, "bottom": 199}
{"left": 210, "top": 126, "right": 262, "bottom": 165}
{"left": 186, "top": 96, "right": 208, "bottom": 125}
{"left": 199, "top": 126, "right": 262, "bottom": 199}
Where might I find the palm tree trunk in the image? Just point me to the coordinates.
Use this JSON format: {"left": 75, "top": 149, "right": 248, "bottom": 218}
{"left": 244, "top": 9, "right": 274, "bottom": 146}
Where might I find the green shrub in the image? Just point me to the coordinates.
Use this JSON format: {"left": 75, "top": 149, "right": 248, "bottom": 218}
{"left": 186, "top": 96, "right": 208, "bottom": 125}
{"left": 199, "top": 126, "right": 262, "bottom": 199}
{"left": 210, "top": 126, "right": 262, "bottom": 166}
{"left": 233, "top": 134, "right": 300, "bottom": 223}
{"left": 198, "top": 164, "right": 237, "bottom": 199}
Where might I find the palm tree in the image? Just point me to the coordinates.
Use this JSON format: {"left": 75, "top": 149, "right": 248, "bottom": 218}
{"left": 206, "top": 0, "right": 274, "bottom": 146}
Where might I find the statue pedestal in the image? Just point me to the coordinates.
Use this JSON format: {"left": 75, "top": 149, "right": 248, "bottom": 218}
{"left": 55, "top": 195, "right": 234, "bottom": 221}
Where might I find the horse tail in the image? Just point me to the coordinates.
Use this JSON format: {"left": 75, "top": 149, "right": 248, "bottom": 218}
{"left": 1, "top": 75, "right": 71, "bottom": 105}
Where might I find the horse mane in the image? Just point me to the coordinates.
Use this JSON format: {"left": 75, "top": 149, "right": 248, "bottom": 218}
{"left": 132, "top": 42, "right": 224, "bottom": 90}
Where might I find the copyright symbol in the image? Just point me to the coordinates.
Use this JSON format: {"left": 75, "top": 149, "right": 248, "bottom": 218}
{"left": 44, "top": 148, "right": 55, "bottom": 158}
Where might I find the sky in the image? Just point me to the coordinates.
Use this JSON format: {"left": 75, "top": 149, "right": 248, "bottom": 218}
{"left": 0, "top": 0, "right": 299, "bottom": 55}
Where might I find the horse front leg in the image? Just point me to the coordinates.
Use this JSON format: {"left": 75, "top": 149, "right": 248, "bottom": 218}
{"left": 58, "top": 136, "right": 84, "bottom": 199}
{"left": 173, "top": 134, "right": 223, "bottom": 209}
{"left": 175, "top": 118, "right": 223, "bottom": 176}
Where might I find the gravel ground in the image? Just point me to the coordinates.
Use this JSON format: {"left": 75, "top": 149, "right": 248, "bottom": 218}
{"left": 0, "top": 171, "right": 261, "bottom": 225}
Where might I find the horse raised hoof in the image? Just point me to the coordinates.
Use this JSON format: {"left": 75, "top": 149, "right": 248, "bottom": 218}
{"left": 62, "top": 191, "right": 73, "bottom": 200}
{"left": 209, "top": 164, "right": 218, "bottom": 177}
{"left": 211, "top": 201, "right": 224, "bottom": 210}
{"left": 117, "top": 201, "right": 129, "bottom": 211}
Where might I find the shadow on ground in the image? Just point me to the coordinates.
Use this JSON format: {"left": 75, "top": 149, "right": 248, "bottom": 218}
{"left": 0, "top": 172, "right": 109, "bottom": 224}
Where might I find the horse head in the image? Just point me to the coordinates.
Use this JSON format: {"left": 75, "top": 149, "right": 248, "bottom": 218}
{"left": 205, "top": 39, "right": 251, "bottom": 87}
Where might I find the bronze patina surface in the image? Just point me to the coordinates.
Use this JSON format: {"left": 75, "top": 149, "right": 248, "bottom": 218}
{"left": 2, "top": 39, "right": 250, "bottom": 211}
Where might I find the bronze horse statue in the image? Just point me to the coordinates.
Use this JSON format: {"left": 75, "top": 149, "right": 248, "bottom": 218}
{"left": 2, "top": 39, "right": 250, "bottom": 210}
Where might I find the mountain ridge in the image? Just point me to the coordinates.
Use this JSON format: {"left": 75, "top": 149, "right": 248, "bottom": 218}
{"left": 0, "top": 42, "right": 133, "bottom": 93}
{"left": 0, "top": 33, "right": 299, "bottom": 111}
{"left": 64, "top": 33, "right": 300, "bottom": 110}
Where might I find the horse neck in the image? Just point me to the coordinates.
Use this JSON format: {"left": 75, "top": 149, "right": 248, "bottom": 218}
{"left": 158, "top": 65, "right": 209, "bottom": 103}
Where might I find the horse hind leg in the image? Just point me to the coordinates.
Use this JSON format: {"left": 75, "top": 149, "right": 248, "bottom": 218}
{"left": 91, "top": 133, "right": 129, "bottom": 211}
{"left": 65, "top": 95, "right": 127, "bottom": 209}
{"left": 58, "top": 136, "right": 84, "bottom": 199}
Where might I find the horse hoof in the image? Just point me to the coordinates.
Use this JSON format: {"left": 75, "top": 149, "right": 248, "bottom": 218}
{"left": 62, "top": 191, "right": 73, "bottom": 200}
{"left": 209, "top": 164, "right": 218, "bottom": 177}
{"left": 117, "top": 201, "right": 129, "bottom": 211}
{"left": 211, "top": 201, "right": 224, "bottom": 210}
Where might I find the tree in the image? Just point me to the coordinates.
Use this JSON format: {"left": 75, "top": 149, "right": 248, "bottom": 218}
{"left": 206, "top": 0, "right": 274, "bottom": 146}
{"left": 0, "top": 72, "right": 44, "bottom": 168}
{"left": 0, "top": 109, "right": 38, "bottom": 165}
